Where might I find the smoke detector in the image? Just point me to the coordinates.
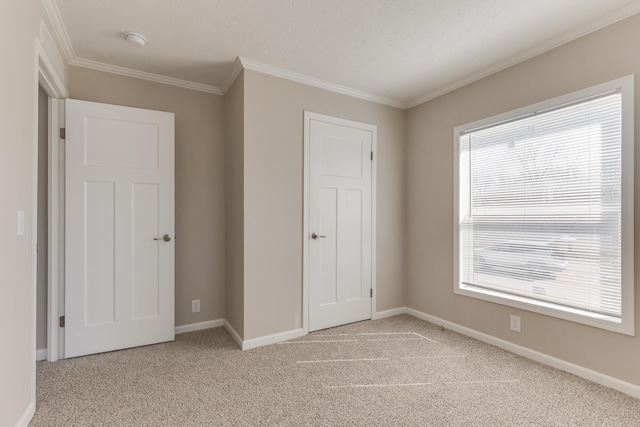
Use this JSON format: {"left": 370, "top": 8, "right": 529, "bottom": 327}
{"left": 125, "top": 32, "right": 146, "bottom": 47}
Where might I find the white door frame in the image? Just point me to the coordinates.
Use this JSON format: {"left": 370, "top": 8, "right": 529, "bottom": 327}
{"left": 302, "top": 111, "right": 377, "bottom": 333}
{"left": 46, "top": 97, "right": 65, "bottom": 361}
{"left": 36, "top": 35, "right": 68, "bottom": 363}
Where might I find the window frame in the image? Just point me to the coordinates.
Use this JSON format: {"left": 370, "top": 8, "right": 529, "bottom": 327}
{"left": 453, "top": 75, "right": 635, "bottom": 335}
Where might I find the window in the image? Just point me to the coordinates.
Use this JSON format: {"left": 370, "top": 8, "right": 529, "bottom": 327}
{"left": 453, "top": 76, "right": 634, "bottom": 334}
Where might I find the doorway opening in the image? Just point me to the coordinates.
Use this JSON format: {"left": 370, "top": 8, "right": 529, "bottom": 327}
{"left": 36, "top": 85, "right": 48, "bottom": 361}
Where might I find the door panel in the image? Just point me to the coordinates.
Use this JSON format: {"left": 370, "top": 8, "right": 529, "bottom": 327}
{"left": 65, "top": 99, "right": 175, "bottom": 358}
{"left": 319, "top": 187, "right": 338, "bottom": 305}
{"left": 85, "top": 181, "right": 115, "bottom": 325}
{"left": 132, "top": 183, "right": 160, "bottom": 320}
{"left": 85, "top": 116, "right": 159, "bottom": 169}
{"left": 308, "top": 114, "right": 374, "bottom": 331}
{"left": 344, "top": 189, "right": 363, "bottom": 301}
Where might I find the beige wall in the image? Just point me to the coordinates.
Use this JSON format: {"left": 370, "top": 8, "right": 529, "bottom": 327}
{"left": 223, "top": 72, "right": 245, "bottom": 337}
{"left": 243, "top": 70, "right": 407, "bottom": 340}
{"left": 0, "top": 1, "right": 67, "bottom": 425}
{"left": 69, "top": 67, "right": 226, "bottom": 326}
{"left": 407, "top": 14, "right": 640, "bottom": 386}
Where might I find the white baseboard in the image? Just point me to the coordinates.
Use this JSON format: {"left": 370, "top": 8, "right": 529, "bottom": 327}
{"left": 404, "top": 307, "right": 640, "bottom": 400}
{"left": 174, "top": 319, "right": 224, "bottom": 335}
{"left": 36, "top": 348, "right": 47, "bottom": 361}
{"left": 374, "top": 307, "right": 408, "bottom": 319}
{"left": 222, "top": 320, "right": 307, "bottom": 351}
{"left": 242, "top": 328, "right": 306, "bottom": 350}
{"left": 14, "top": 402, "right": 35, "bottom": 427}
{"left": 223, "top": 319, "right": 243, "bottom": 349}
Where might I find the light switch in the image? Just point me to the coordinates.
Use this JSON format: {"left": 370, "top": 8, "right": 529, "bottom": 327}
{"left": 17, "top": 210, "right": 25, "bottom": 236}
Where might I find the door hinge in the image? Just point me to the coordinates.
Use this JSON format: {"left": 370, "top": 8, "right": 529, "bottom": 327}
{"left": 370, "top": 289, "right": 373, "bottom": 298}
{"left": 370, "top": 151, "right": 373, "bottom": 161}
{"left": 59, "top": 315, "right": 65, "bottom": 328}
{"left": 59, "top": 128, "right": 66, "bottom": 140}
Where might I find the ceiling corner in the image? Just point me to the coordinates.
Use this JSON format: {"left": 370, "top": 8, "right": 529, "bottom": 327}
{"left": 220, "top": 57, "right": 245, "bottom": 95}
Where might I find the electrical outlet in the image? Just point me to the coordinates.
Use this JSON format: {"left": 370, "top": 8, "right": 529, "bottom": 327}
{"left": 16, "top": 210, "right": 25, "bottom": 236}
{"left": 192, "top": 299, "right": 200, "bottom": 313}
{"left": 510, "top": 315, "right": 521, "bottom": 332}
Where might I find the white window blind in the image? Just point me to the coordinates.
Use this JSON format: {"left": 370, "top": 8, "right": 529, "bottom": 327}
{"left": 454, "top": 77, "right": 634, "bottom": 333}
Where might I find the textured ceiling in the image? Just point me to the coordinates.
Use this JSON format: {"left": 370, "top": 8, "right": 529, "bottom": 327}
{"left": 50, "top": 0, "right": 640, "bottom": 107}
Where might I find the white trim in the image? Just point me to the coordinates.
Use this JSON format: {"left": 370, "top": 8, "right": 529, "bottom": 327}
{"left": 241, "top": 58, "right": 405, "bottom": 109}
{"left": 223, "top": 320, "right": 307, "bottom": 351}
{"left": 407, "top": 3, "right": 640, "bottom": 108}
{"left": 13, "top": 403, "right": 35, "bottom": 427}
{"left": 620, "top": 74, "right": 636, "bottom": 336}
{"left": 40, "top": 0, "right": 75, "bottom": 66}
{"left": 370, "top": 125, "right": 378, "bottom": 319}
{"left": 46, "top": 98, "right": 63, "bottom": 362}
{"left": 39, "top": 20, "right": 67, "bottom": 86}
{"left": 37, "top": 32, "right": 67, "bottom": 362}
{"left": 452, "top": 76, "right": 634, "bottom": 335}
{"left": 223, "top": 320, "right": 243, "bottom": 349}
{"left": 373, "top": 307, "right": 408, "bottom": 320}
{"left": 302, "top": 111, "right": 310, "bottom": 333}
{"left": 47, "top": 97, "right": 63, "bottom": 362}
{"left": 36, "top": 349, "right": 47, "bottom": 362}
{"left": 38, "top": 43, "right": 68, "bottom": 99}
{"left": 221, "top": 57, "right": 244, "bottom": 94}
{"left": 174, "top": 319, "right": 223, "bottom": 335}
{"left": 404, "top": 307, "right": 640, "bottom": 400}
{"left": 70, "top": 58, "right": 223, "bottom": 95}
{"left": 303, "top": 112, "right": 378, "bottom": 333}
{"left": 242, "top": 328, "right": 306, "bottom": 351}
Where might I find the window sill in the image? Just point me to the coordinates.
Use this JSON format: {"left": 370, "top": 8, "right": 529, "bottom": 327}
{"left": 455, "top": 283, "right": 634, "bottom": 336}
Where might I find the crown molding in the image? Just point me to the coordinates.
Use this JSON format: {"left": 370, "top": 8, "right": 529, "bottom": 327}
{"left": 238, "top": 57, "right": 408, "bottom": 109}
{"left": 222, "top": 57, "right": 244, "bottom": 94}
{"left": 41, "top": 0, "right": 75, "bottom": 63}
{"left": 39, "top": 19, "right": 67, "bottom": 85}
{"left": 220, "top": 57, "right": 245, "bottom": 94}
{"left": 70, "top": 57, "right": 223, "bottom": 94}
{"left": 407, "top": 2, "right": 640, "bottom": 109}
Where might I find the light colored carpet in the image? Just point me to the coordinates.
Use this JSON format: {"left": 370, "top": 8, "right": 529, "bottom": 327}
{"left": 31, "top": 315, "right": 640, "bottom": 426}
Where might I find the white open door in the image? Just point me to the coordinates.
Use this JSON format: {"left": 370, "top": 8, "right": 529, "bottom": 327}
{"left": 306, "top": 112, "right": 375, "bottom": 332}
{"left": 65, "top": 99, "right": 175, "bottom": 358}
